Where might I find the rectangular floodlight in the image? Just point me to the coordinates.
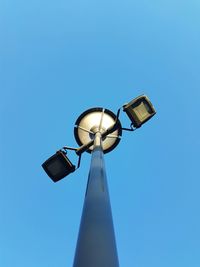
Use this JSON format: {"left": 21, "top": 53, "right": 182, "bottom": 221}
{"left": 123, "top": 95, "right": 156, "bottom": 128}
{"left": 42, "top": 151, "right": 75, "bottom": 182}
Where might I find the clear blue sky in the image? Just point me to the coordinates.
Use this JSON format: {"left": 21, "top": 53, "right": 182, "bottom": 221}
{"left": 1, "top": 0, "right": 200, "bottom": 266}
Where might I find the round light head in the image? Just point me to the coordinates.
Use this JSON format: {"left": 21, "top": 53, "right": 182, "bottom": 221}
{"left": 74, "top": 108, "right": 122, "bottom": 153}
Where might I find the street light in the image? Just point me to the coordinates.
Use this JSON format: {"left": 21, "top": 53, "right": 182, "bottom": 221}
{"left": 41, "top": 94, "right": 156, "bottom": 267}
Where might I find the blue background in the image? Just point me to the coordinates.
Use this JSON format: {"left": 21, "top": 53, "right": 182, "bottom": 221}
{"left": 1, "top": 0, "right": 200, "bottom": 266}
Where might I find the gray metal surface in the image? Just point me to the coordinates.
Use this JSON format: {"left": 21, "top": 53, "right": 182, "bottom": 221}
{"left": 72, "top": 133, "right": 119, "bottom": 267}
{"left": 74, "top": 107, "right": 122, "bottom": 153}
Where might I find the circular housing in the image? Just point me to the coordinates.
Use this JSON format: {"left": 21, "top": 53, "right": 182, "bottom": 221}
{"left": 74, "top": 107, "right": 122, "bottom": 153}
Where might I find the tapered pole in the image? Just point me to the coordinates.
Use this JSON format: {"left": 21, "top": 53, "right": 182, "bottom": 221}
{"left": 73, "top": 132, "right": 119, "bottom": 267}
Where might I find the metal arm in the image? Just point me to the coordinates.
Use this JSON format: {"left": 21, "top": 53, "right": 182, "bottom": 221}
{"left": 121, "top": 123, "right": 136, "bottom": 132}
{"left": 62, "top": 146, "right": 82, "bottom": 169}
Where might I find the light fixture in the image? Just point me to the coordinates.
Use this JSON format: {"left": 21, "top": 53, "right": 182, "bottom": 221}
{"left": 123, "top": 95, "right": 156, "bottom": 128}
{"left": 74, "top": 107, "right": 122, "bottom": 154}
{"left": 42, "top": 150, "right": 76, "bottom": 182}
{"left": 42, "top": 95, "right": 156, "bottom": 182}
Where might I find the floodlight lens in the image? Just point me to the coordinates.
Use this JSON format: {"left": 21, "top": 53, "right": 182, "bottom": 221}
{"left": 42, "top": 151, "right": 75, "bottom": 182}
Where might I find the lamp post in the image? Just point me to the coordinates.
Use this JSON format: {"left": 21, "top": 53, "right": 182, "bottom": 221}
{"left": 73, "top": 131, "right": 119, "bottom": 267}
{"left": 42, "top": 95, "right": 156, "bottom": 267}
{"left": 72, "top": 108, "right": 122, "bottom": 267}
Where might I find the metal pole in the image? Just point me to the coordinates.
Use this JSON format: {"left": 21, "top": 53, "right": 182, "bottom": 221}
{"left": 73, "top": 132, "right": 119, "bottom": 267}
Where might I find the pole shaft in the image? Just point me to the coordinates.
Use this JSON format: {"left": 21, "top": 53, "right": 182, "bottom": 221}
{"left": 73, "top": 133, "right": 119, "bottom": 267}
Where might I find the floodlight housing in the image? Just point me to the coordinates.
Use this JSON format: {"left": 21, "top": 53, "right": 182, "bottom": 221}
{"left": 123, "top": 95, "right": 156, "bottom": 128}
{"left": 42, "top": 150, "right": 75, "bottom": 182}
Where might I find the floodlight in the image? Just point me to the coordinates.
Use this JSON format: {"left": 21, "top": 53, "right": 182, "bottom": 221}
{"left": 42, "top": 150, "right": 76, "bottom": 182}
{"left": 123, "top": 95, "right": 156, "bottom": 128}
